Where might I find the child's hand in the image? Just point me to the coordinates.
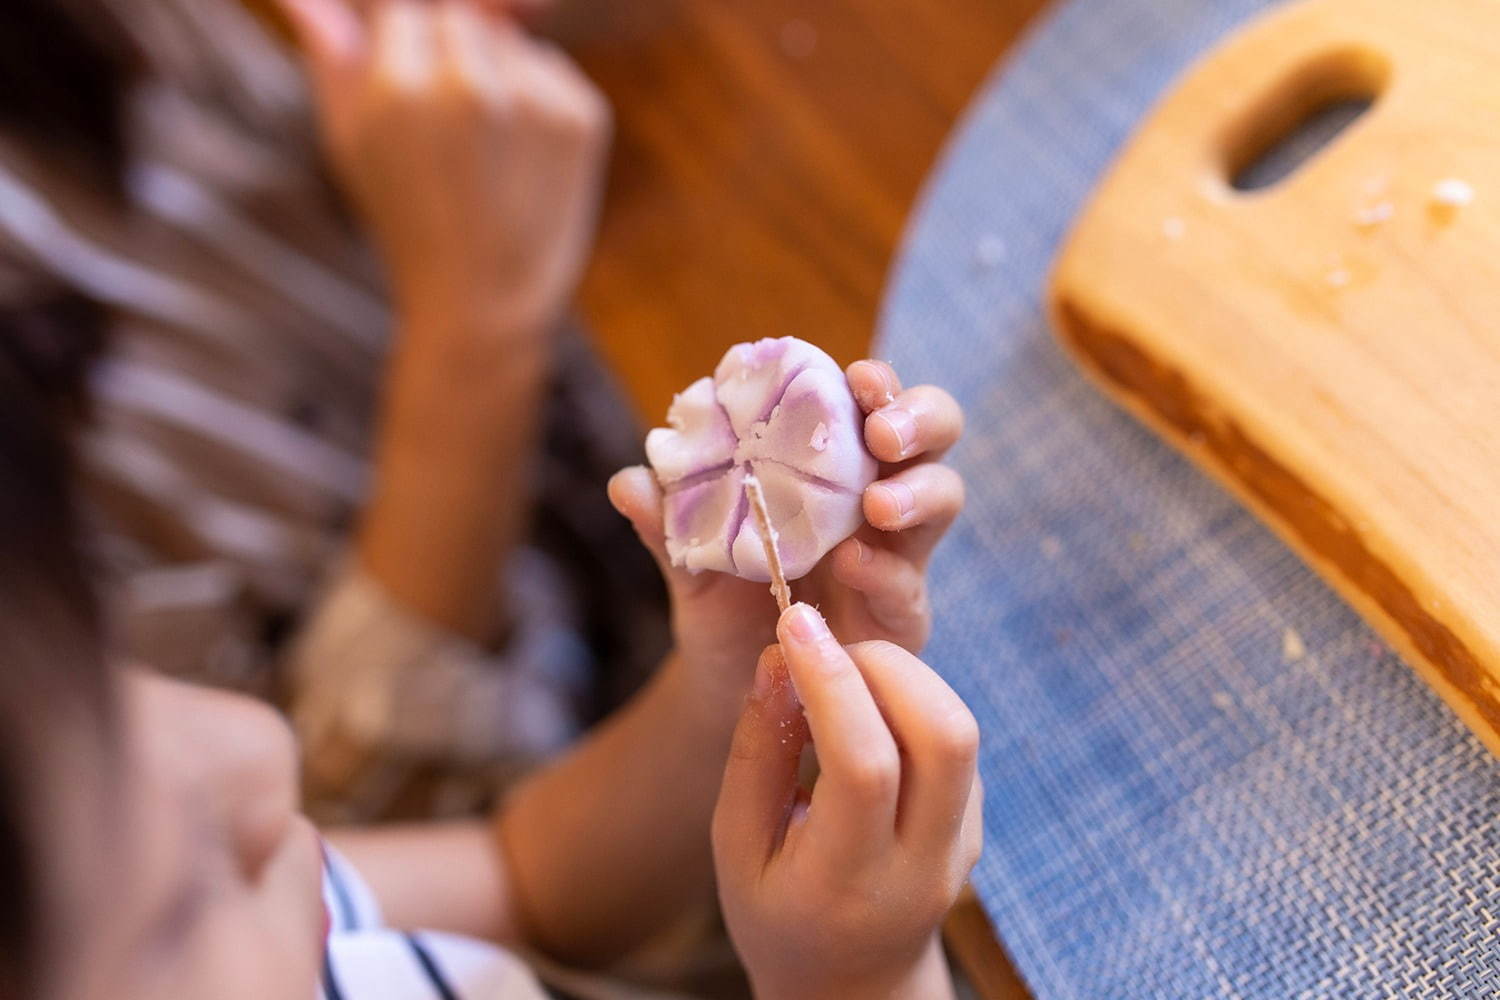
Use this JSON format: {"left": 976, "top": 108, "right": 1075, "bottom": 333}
{"left": 609, "top": 360, "right": 964, "bottom": 710}
{"left": 713, "top": 604, "right": 982, "bottom": 1000}
{"left": 280, "top": 0, "right": 610, "bottom": 337}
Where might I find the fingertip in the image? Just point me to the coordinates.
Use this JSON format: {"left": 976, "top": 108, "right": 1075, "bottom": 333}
{"left": 863, "top": 480, "right": 916, "bottom": 531}
{"left": 279, "top": 0, "right": 363, "bottom": 63}
{"left": 758, "top": 643, "right": 787, "bottom": 673}
{"left": 866, "top": 407, "right": 917, "bottom": 463}
{"left": 606, "top": 465, "right": 656, "bottom": 514}
{"left": 605, "top": 468, "right": 632, "bottom": 515}
{"left": 751, "top": 644, "right": 792, "bottom": 703}
{"left": 777, "top": 602, "right": 833, "bottom": 649}
{"left": 846, "top": 359, "right": 900, "bottom": 414}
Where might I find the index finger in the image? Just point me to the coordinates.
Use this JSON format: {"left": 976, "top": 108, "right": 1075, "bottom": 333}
{"left": 776, "top": 604, "right": 901, "bottom": 857}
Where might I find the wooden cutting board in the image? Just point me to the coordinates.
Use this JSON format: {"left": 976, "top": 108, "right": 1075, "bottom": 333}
{"left": 1049, "top": 0, "right": 1500, "bottom": 754}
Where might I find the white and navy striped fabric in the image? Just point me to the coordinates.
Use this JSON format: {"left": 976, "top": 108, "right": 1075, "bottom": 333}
{"left": 320, "top": 847, "right": 553, "bottom": 1000}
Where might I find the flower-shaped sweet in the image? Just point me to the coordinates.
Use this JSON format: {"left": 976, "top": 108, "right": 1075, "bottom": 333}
{"left": 646, "top": 337, "right": 878, "bottom": 582}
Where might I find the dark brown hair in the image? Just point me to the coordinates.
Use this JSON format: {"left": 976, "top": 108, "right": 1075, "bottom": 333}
{"left": 0, "top": 0, "right": 132, "bottom": 194}
{"left": 0, "top": 299, "right": 111, "bottom": 999}
{"left": 0, "top": 8, "right": 133, "bottom": 993}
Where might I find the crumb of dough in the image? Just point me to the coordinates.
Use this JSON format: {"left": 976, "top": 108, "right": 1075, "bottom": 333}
{"left": 1325, "top": 267, "right": 1351, "bottom": 289}
{"left": 1039, "top": 535, "right": 1063, "bottom": 560}
{"left": 1161, "top": 217, "right": 1186, "bottom": 241}
{"left": 809, "top": 422, "right": 830, "bottom": 452}
{"left": 1211, "top": 691, "right": 1234, "bottom": 712}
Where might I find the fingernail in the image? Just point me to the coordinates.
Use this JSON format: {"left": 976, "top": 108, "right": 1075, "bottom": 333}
{"left": 876, "top": 481, "right": 916, "bottom": 521}
{"left": 781, "top": 602, "right": 829, "bottom": 643}
{"left": 875, "top": 407, "right": 917, "bottom": 457}
{"left": 750, "top": 657, "right": 774, "bottom": 700}
{"left": 853, "top": 538, "right": 874, "bottom": 565}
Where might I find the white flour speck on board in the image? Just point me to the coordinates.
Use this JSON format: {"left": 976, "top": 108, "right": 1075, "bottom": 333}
{"left": 1282, "top": 627, "right": 1306, "bottom": 663}
{"left": 1211, "top": 691, "right": 1234, "bottom": 712}
{"left": 1353, "top": 200, "right": 1394, "bottom": 228}
{"left": 974, "top": 233, "right": 1007, "bottom": 269}
{"left": 1161, "top": 217, "right": 1186, "bottom": 241}
{"left": 1431, "top": 177, "right": 1474, "bottom": 209}
{"left": 1039, "top": 535, "right": 1063, "bottom": 560}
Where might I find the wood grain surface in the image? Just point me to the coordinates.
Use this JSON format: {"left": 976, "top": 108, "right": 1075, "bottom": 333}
{"left": 554, "top": 0, "right": 1048, "bottom": 419}
{"left": 1051, "top": 0, "right": 1500, "bottom": 755}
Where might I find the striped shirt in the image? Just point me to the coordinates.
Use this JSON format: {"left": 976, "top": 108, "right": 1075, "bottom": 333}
{"left": 321, "top": 847, "right": 550, "bottom": 1000}
{"left": 319, "top": 848, "right": 698, "bottom": 1000}
{"left": 0, "top": 0, "right": 668, "bottom": 823}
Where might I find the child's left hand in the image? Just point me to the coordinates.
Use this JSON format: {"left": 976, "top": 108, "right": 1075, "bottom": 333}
{"left": 609, "top": 359, "right": 964, "bottom": 708}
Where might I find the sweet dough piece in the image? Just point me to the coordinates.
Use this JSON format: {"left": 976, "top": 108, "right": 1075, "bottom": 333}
{"left": 646, "top": 337, "right": 878, "bottom": 582}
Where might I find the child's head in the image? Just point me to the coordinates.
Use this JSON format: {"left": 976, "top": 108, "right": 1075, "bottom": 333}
{"left": 0, "top": 350, "right": 325, "bottom": 1000}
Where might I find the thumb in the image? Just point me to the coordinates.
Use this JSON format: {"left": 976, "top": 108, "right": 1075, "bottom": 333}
{"left": 276, "top": 0, "right": 365, "bottom": 100}
{"left": 712, "top": 646, "right": 809, "bottom": 874}
{"left": 608, "top": 466, "right": 688, "bottom": 587}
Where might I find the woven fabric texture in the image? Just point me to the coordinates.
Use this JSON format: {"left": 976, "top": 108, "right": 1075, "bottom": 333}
{"left": 876, "top": 0, "right": 1500, "bottom": 996}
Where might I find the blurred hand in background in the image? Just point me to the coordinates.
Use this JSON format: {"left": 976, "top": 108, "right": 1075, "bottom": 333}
{"left": 272, "top": 0, "right": 613, "bottom": 642}
{"left": 279, "top": 0, "right": 610, "bottom": 344}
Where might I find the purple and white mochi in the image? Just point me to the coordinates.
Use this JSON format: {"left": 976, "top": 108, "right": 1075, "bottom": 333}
{"left": 646, "top": 337, "right": 878, "bottom": 582}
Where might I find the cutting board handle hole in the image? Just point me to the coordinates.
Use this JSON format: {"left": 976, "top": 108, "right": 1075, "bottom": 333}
{"left": 1225, "top": 48, "right": 1387, "bottom": 192}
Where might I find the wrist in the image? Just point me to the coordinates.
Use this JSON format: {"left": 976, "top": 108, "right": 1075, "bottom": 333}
{"left": 395, "top": 297, "right": 553, "bottom": 368}
{"left": 395, "top": 277, "right": 560, "bottom": 347}
{"left": 656, "top": 653, "right": 748, "bottom": 741}
{"left": 665, "top": 632, "right": 777, "bottom": 734}
{"left": 753, "top": 936, "right": 954, "bottom": 1000}
{"left": 379, "top": 310, "right": 552, "bottom": 445}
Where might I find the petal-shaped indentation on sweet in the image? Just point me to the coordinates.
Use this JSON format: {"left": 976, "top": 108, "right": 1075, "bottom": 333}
{"left": 736, "top": 366, "right": 872, "bottom": 488}
{"left": 731, "top": 460, "right": 865, "bottom": 581}
{"left": 662, "top": 465, "right": 747, "bottom": 575}
{"left": 647, "top": 337, "right": 879, "bottom": 583}
{"left": 713, "top": 337, "right": 820, "bottom": 437}
{"left": 646, "top": 376, "right": 737, "bottom": 485}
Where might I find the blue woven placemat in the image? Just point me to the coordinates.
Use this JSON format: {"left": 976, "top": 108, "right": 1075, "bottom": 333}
{"left": 876, "top": 1, "right": 1500, "bottom": 997}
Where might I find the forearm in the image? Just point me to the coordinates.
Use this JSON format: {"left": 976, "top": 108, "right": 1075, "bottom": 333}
{"left": 326, "top": 820, "right": 523, "bottom": 944}
{"left": 496, "top": 653, "right": 745, "bottom": 966}
{"left": 358, "top": 304, "right": 551, "bottom": 639}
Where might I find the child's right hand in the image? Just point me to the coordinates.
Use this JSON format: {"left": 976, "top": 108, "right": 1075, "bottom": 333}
{"left": 712, "top": 604, "right": 983, "bottom": 1000}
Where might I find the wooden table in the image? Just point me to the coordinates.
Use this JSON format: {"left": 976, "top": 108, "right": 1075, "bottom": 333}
{"left": 555, "top": 0, "right": 1050, "bottom": 420}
